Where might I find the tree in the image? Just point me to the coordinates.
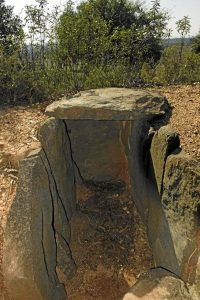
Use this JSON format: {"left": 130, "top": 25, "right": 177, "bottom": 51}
{"left": 176, "top": 16, "right": 191, "bottom": 60}
{"left": 55, "top": 0, "right": 168, "bottom": 89}
{"left": 0, "top": 0, "right": 23, "bottom": 54}
{"left": 25, "top": 0, "right": 49, "bottom": 69}
{"left": 191, "top": 33, "right": 200, "bottom": 54}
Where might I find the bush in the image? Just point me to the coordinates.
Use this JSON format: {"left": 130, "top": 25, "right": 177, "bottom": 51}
{"left": 0, "top": 50, "right": 51, "bottom": 104}
{"left": 140, "top": 62, "right": 155, "bottom": 83}
{"left": 153, "top": 45, "right": 200, "bottom": 84}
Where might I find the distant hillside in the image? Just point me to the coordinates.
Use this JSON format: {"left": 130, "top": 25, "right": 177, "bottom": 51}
{"left": 163, "top": 37, "right": 192, "bottom": 48}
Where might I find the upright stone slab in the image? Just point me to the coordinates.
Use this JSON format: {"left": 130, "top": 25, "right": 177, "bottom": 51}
{"left": 127, "top": 121, "right": 180, "bottom": 275}
{"left": 3, "top": 119, "right": 77, "bottom": 300}
{"left": 66, "top": 120, "right": 130, "bottom": 183}
{"left": 150, "top": 125, "right": 180, "bottom": 193}
{"left": 39, "top": 118, "right": 77, "bottom": 279}
{"left": 3, "top": 149, "right": 66, "bottom": 300}
{"left": 162, "top": 153, "right": 200, "bottom": 288}
{"left": 150, "top": 125, "right": 200, "bottom": 295}
{"left": 39, "top": 118, "right": 76, "bottom": 219}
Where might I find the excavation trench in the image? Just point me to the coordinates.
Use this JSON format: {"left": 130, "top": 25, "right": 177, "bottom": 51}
{"left": 59, "top": 120, "right": 154, "bottom": 299}
{"left": 3, "top": 89, "right": 200, "bottom": 300}
{"left": 66, "top": 183, "right": 153, "bottom": 300}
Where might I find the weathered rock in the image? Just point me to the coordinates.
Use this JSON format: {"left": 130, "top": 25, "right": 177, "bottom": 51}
{"left": 123, "top": 268, "right": 191, "bottom": 300}
{"left": 39, "top": 118, "right": 76, "bottom": 219}
{"left": 150, "top": 125, "right": 180, "bottom": 193}
{"left": 45, "top": 88, "right": 169, "bottom": 121}
{"left": 39, "top": 118, "right": 77, "bottom": 279}
{"left": 3, "top": 119, "right": 77, "bottom": 299}
{"left": 148, "top": 125, "right": 200, "bottom": 293}
{"left": 162, "top": 153, "right": 200, "bottom": 286}
{"left": 65, "top": 120, "right": 130, "bottom": 183}
{"left": 127, "top": 121, "right": 180, "bottom": 275}
{"left": 3, "top": 149, "right": 66, "bottom": 300}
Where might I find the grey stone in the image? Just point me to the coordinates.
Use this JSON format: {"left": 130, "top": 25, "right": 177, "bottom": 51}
{"left": 2, "top": 149, "right": 66, "bottom": 300}
{"left": 150, "top": 125, "right": 180, "bottom": 193}
{"left": 162, "top": 153, "right": 200, "bottom": 285}
{"left": 45, "top": 88, "right": 169, "bottom": 121}
{"left": 3, "top": 88, "right": 200, "bottom": 299}
{"left": 66, "top": 120, "right": 130, "bottom": 183}
{"left": 127, "top": 121, "right": 180, "bottom": 275}
{"left": 3, "top": 119, "right": 78, "bottom": 299}
{"left": 39, "top": 118, "right": 76, "bottom": 219}
{"left": 123, "top": 268, "right": 192, "bottom": 300}
{"left": 39, "top": 118, "right": 77, "bottom": 279}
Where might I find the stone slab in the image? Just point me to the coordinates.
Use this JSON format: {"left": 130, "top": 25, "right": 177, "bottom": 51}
{"left": 65, "top": 120, "right": 130, "bottom": 183}
{"left": 45, "top": 88, "right": 169, "bottom": 120}
{"left": 2, "top": 149, "right": 66, "bottom": 300}
{"left": 123, "top": 268, "right": 192, "bottom": 300}
{"left": 127, "top": 121, "right": 180, "bottom": 275}
{"left": 162, "top": 153, "right": 200, "bottom": 284}
{"left": 150, "top": 125, "right": 180, "bottom": 194}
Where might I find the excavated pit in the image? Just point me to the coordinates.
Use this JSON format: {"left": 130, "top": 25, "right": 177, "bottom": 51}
{"left": 66, "top": 183, "right": 153, "bottom": 300}
{"left": 65, "top": 182, "right": 153, "bottom": 300}
{"left": 3, "top": 89, "right": 200, "bottom": 300}
{"left": 53, "top": 118, "right": 154, "bottom": 299}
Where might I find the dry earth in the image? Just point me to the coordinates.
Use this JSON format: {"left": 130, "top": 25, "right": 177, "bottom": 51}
{"left": 0, "top": 85, "right": 199, "bottom": 299}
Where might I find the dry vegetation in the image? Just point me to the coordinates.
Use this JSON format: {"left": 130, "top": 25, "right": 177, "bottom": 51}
{"left": 0, "top": 85, "right": 199, "bottom": 299}
{"left": 150, "top": 84, "right": 200, "bottom": 160}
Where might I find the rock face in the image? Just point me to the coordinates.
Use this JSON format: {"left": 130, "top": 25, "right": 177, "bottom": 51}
{"left": 66, "top": 120, "right": 130, "bottom": 183}
{"left": 39, "top": 119, "right": 77, "bottom": 279}
{"left": 127, "top": 122, "right": 180, "bottom": 275}
{"left": 149, "top": 125, "right": 200, "bottom": 296}
{"left": 45, "top": 88, "right": 169, "bottom": 120}
{"left": 123, "top": 268, "right": 191, "bottom": 300}
{"left": 162, "top": 153, "right": 200, "bottom": 285}
{"left": 3, "top": 119, "right": 76, "bottom": 300}
{"left": 127, "top": 123, "right": 200, "bottom": 284}
{"left": 150, "top": 125, "right": 180, "bottom": 194}
{"left": 3, "top": 149, "right": 65, "bottom": 300}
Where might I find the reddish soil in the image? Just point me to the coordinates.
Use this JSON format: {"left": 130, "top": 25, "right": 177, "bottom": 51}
{"left": 148, "top": 84, "right": 200, "bottom": 160}
{"left": 64, "top": 183, "right": 153, "bottom": 300}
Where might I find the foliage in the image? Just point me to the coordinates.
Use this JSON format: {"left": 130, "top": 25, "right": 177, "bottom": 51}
{"left": 0, "top": 48, "right": 50, "bottom": 104}
{"left": 176, "top": 16, "right": 191, "bottom": 40}
{"left": 191, "top": 34, "right": 200, "bottom": 54}
{"left": 1, "top": 0, "right": 200, "bottom": 106}
{"left": 0, "top": 0, "right": 23, "bottom": 54}
{"left": 176, "top": 16, "right": 191, "bottom": 61}
{"left": 55, "top": 0, "right": 168, "bottom": 90}
{"left": 153, "top": 45, "right": 200, "bottom": 84}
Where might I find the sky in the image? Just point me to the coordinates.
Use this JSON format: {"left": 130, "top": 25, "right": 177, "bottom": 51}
{"left": 4, "top": 0, "right": 200, "bottom": 38}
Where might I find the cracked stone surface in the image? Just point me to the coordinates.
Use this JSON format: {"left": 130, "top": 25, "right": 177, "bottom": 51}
{"left": 150, "top": 125, "right": 180, "bottom": 194}
{"left": 2, "top": 149, "right": 66, "bottom": 300}
{"left": 162, "top": 153, "right": 200, "bottom": 285}
{"left": 123, "top": 268, "right": 192, "bottom": 300}
{"left": 45, "top": 88, "right": 169, "bottom": 121}
{"left": 2, "top": 119, "right": 77, "bottom": 300}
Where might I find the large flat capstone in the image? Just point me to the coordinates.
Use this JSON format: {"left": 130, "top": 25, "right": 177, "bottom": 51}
{"left": 45, "top": 88, "right": 169, "bottom": 120}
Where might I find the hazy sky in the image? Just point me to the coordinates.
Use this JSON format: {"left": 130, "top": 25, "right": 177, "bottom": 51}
{"left": 4, "top": 0, "right": 200, "bottom": 37}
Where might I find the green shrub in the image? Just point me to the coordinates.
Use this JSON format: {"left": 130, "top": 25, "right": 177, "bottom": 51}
{"left": 0, "top": 50, "right": 51, "bottom": 104}
{"left": 154, "top": 45, "right": 200, "bottom": 84}
{"left": 140, "top": 62, "right": 155, "bottom": 83}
